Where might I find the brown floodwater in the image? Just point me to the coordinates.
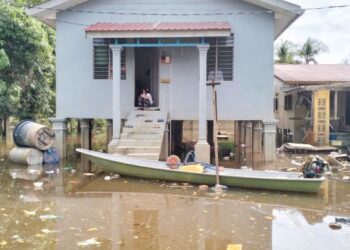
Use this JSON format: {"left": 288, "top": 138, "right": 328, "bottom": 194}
{"left": 0, "top": 137, "right": 350, "bottom": 250}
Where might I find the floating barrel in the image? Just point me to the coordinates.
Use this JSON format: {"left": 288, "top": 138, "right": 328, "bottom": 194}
{"left": 42, "top": 148, "right": 59, "bottom": 164}
{"left": 13, "top": 120, "right": 55, "bottom": 150}
{"left": 9, "top": 147, "right": 44, "bottom": 165}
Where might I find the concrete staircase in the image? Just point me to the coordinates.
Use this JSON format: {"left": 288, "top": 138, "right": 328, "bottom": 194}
{"left": 114, "top": 109, "right": 168, "bottom": 160}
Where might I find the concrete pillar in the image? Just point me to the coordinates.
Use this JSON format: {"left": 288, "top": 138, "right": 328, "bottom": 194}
{"left": 239, "top": 121, "right": 246, "bottom": 164}
{"left": 80, "top": 119, "right": 91, "bottom": 171}
{"left": 245, "top": 121, "right": 253, "bottom": 166}
{"left": 160, "top": 122, "right": 170, "bottom": 161}
{"left": 80, "top": 119, "right": 91, "bottom": 149}
{"left": 6, "top": 125, "right": 15, "bottom": 148}
{"left": 263, "top": 120, "right": 278, "bottom": 162}
{"left": 235, "top": 121, "right": 241, "bottom": 162}
{"left": 253, "top": 121, "right": 263, "bottom": 168}
{"left": 49, "top": 118, "right": 67, "bottom": 158}
{"left": 106, "top": 119, "right": 113, "bottom": 150}
{"left": 108, "top": 45, "right": 123, "bottom": 153}
{"left": 195, "top": 44, "right": 210, "bottom": 163}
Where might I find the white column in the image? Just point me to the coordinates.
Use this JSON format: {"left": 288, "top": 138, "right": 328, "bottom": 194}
{"left": 245, "top": 121, "right": 253, "bottom": 166}
{"left": 49, "top": 118, "right": 67, "bottom": 158}
{"left": 195, "top": 44, "right": 210, "bottom": 163}
{"left": 253, "top": 121, "right": 263, "bottom": 168}
{"left": 106, "top": 119, "right": 113, "bottom": 149}
{"left": 108, "top": 45, "right": 123, "bottom": 153}
{"left": 263, "top": 120, "right": 278, "bottom": 162}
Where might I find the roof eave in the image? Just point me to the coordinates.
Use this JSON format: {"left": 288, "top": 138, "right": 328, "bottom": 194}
{"left": 244, "top": 0, "right": 304, "bottom": 39}
{"left": 86, "top": 30, "right": 232, "bottom": 39}
{"left": 26, "top": 0, "right": 88, "bottom": 28}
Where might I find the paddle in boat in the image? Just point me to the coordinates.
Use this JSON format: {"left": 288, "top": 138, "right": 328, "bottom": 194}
{"left": 76, "top": 148, "right": 324, "bottom": 193}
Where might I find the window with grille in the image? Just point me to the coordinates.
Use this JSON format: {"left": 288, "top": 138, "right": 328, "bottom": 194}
{"left": 207, "top": 34, "right": 234, "bottom": 81}
{"left": 93, "top": 38, "right": 126, "bottom": 80}
{"left": 274, "top": 97, "right": 279, "bottom": 112}
{"left": 284, "top": 95, "right": 293, "bottom": 111}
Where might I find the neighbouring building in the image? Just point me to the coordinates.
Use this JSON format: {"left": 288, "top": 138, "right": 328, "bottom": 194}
{"left": 274, "top": 64, "right": 350, "bottom": 148}
{"left": 28, "top": 0, "right": 303, "bottom": 165}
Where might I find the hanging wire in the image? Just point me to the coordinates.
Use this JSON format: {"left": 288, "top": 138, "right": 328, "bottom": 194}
{"left": 31, "top": 3, "right": 350, "bottom": 18}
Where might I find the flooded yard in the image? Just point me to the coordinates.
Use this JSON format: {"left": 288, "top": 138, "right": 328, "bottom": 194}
{"left": 0, "top": 137, "right": 349, "bottom": 250}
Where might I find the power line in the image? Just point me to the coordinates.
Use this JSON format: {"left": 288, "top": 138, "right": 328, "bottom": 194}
{"left": 33, "top": 4, "right": 350, "bottom": 17}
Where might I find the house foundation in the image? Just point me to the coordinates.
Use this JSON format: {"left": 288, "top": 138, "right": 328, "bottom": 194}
{"left": 49, "top": 118, "right": 67, "bottom": 158}
{"left": 253, "top": 121, "right": 263, "bottom": 168}
{"left": 245, "top": 121, "right": 253, "bottom": 166}
{"left": 263, "top": 120, "right": 278, "bottom": 162}
{"left": 80, "top": 119, "right": 92, "bottom": 171}
{"left": 106, "top": 119, "right": 113, "bottom": 150}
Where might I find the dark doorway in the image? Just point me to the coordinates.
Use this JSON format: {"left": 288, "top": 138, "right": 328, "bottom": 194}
{"left": 346, "top": 92, "right": 350, "bottom": 125}
{"left": 134, "top": 48, "right": 159, "bottom": 107}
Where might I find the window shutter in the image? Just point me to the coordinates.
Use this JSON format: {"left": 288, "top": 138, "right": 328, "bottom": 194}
{"left": 93, "top": 38, "right": 126, "bottom": 80}
{"left": 207, "top": 34, "right": 234, "bottom": 81}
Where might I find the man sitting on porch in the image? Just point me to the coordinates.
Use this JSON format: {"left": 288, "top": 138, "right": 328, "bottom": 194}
{"left": 138, "top": 89, "right": 153, "bottom": 108}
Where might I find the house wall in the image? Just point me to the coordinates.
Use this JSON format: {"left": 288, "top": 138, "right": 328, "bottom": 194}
{"left": 56, "top": 0, "right": 275, "bottom": 121}
{"left": 274, "top": 78, "right": 310, "bottom": 144}
{"left": 274, "top": 78, "right": 295, "bottom": 133}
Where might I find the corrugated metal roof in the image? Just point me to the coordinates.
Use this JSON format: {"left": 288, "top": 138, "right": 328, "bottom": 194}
{"left": 275, "top": 64, "right": 350, "bottom": 85}
{"left": 85, "top": 22, "right": 231, "bottom": 32}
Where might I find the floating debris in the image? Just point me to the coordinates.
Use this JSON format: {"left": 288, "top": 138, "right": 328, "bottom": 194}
{"left": 11, "top": 235, "right": 24, "bottom": 243}
{"left": 227, "top": 244, "right": 242, "bottom": 250}
{"left": 41, "top": 228, "right": 60, "bottom": 234}
{"left": 342, "top": 176, "right": 350, "bottom": 180}
{"left": 104, "top": 176, "right": 112, "bottom": 181}
{"left": 199, "top": 185, "right": 209, "bottom": 191}
{"left": 77, "top": 238, "right": 101, "bottom": 247}
{"left": 83, "top": 173, "right": 95, "bottom": 176}
{"left": 329, "top": 222, "right": 342, "bottom": 230}
{"left": 39, "top": 215, "right": 62, "bottom": 221}
{"left": 23, "top": 210, "right": 36, "bottom": 216}
{"left": 33, "top": 182, "right": 44, "bottom": 190}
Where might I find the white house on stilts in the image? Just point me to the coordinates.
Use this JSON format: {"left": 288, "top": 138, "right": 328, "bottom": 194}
{"left": 27, "top": 0, "right": 303, "bottom": 166}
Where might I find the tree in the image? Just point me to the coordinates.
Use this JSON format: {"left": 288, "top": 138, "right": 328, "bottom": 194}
{"left": 298, "top": 38, "right": 329, "bottom": 64}
{"left": 275, "top": 40, "right": 298, "bottom": 64}
{"left": 0, "top": 3, "right": 55, "bottom": 137}
{"left": 1, "top": 0, "right": 45, "bottom": 7}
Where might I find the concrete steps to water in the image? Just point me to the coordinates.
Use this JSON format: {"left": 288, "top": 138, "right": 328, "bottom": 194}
{"left": 112, "top": 109, "right": 167, "bottom": 160}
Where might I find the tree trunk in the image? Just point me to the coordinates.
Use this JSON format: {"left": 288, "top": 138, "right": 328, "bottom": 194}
{"left": 77, "top": 119, "right": 81, "bottom": 134}
{"left": 0, "top": 118, "right": 3, "bottom": 138}
{"left": 3, "top": 116, "right": 7, "bottom": 139}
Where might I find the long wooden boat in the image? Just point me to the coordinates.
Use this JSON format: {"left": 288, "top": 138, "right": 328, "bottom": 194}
{"left": 76, "top": 148, "right": 325, "bottom": 193}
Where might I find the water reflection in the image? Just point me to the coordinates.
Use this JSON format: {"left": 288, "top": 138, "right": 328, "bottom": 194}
{"left": 0, "top": 139, "right": 350, "bottom": 249}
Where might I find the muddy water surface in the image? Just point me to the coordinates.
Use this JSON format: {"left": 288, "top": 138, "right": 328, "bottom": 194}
{"left": 0, "top": 139, "right": 349, "bottom": 250}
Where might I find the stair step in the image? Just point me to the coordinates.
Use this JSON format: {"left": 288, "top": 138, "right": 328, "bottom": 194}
{"left": 122, "top": 127, "right": 164, "bottom": 133}
{"left": 121, "top": 133, "right": 164, "bottom": 140}
{"left": 110, "top": 109, "right": 167, "bottom": 160}
{"left": 124, "top": 122, "right": 166, "bottom": 128}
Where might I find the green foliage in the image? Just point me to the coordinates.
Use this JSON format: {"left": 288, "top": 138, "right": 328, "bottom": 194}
{"left": 0, "top": 48, "right": 10, "bottom": 70}
{"left": 275, "top": 40, "right": 299, "bottom": 64}
{"left": 0, "top": 80, "right": 21, "bottom": 120}
{"left": 275, "top": 38, "right": 329, "bottom": 65}
{"left": 0, "top": 0, "right": 45, "bottom": 8}
{"left": 0, "top": 3, "right": 55, "bottom": 123}
{"left": 298, "top": 38, "right": 329, "bottom": 64}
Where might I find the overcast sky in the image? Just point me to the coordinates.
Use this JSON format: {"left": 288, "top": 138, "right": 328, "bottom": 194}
{"left": 277, "top": 0, "right": 350, "bottom": 64}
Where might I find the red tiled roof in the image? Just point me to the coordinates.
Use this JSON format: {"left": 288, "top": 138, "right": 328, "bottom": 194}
{"left": 275, "top": 64, "right": 350, "bottom": 85}
{"left": 85, "top": 22, "right": 231, "bottom": 32}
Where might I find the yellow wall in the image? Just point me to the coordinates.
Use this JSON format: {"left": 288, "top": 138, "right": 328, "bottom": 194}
{"left": 313, "top": 90, "right": 330, "bottom": 146}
